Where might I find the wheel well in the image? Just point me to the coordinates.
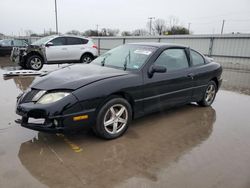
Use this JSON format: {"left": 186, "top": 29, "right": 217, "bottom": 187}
{"left": 26, "top": 52, "right": 44, "bottom": 63}
{"left": 80, "top": 52, "right": 94, "bottom": 60}
{"left": 97, "top": 92, "right": 135, "bottom": 118}
{"left": 211, "top": 77, "right": 219, "bottom": 90}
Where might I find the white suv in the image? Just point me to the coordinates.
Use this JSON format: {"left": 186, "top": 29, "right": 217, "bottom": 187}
{"left": 11, "top": 35, "right": 98, "bottom": 70}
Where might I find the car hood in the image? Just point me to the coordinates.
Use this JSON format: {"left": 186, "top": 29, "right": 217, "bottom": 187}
{"left": 31, "top": 64, "right": 130, "bottom": 90}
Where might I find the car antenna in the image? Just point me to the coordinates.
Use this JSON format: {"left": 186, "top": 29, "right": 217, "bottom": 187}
{"left": 123, "top": 50, "right": 131, "bottom": 70}
{"left": 101, "top": 57, "right": 106, "bottom": 66}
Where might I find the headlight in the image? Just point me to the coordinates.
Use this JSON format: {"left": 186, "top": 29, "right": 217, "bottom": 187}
{"left": 37, "top": 92, "right": 70, "bottom": 104}
{"left": 32, "top": 90, "right": 46, "bottom": 102}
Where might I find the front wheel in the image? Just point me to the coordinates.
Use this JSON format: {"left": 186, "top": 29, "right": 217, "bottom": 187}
{"left": 26, "top": 55, "right": 43, "bottom": 70}
{"left": 198, "top": 80, "right": 217, "bottom": 107}
{"left": 93, "top": 97, "right": 132, "bottom": 139}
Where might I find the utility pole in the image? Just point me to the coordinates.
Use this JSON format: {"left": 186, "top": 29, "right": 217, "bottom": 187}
{"left": 55, "top": 0, "right": 58, "bottom": 34}
{"left": 188, "top": 22, "right": 191, "bottom": 33}
{"left": 221, "top": 19, "right": 225, "bottom": 34}
{"left": 148, "top": 17, "right": 155, "bottom": 35}
{"left": 96, "top": 24, "right": 99, "bottom": 36}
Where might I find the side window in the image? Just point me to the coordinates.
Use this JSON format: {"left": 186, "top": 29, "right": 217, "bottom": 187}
{"left": 67, "top": 37, "right": 88, "bottom": 45}
{"left": 191, "top": 50, "right": 205, "bottom": 66}
{"left": 13, "top": 40, "right": 25, "bottom": 46}
{"left": 154, "top": 48, "right": 189, "bottom": 71}
{"left": 50, "top": 37, "right": 66, "bottom": 46}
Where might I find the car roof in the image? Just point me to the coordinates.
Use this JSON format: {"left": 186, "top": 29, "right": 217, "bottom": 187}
{"left": 128, "top": 42, "right": 188, "bottom": 48}
{"left": 56, "top": 35, "right": 90, "bottom": 40}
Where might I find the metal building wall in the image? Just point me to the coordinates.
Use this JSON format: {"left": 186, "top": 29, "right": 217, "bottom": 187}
{"left": 92, "top": 34, "right": 250, "bottom": 70}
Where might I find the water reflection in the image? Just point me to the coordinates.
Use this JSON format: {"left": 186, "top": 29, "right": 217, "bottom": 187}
{"left": 18, "top": 105, "right": 216, "bottom": 188}
{"left": 3, "top": 76, "right": 34, "bottom": 91}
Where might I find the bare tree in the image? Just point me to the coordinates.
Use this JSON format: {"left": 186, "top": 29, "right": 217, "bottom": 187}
{"left": 25, "top": 30, "right": 33, "bottom": 36}
{"left": 83, "top": 30, "right": 98, "bottom": 36}
{"left": 121, "top": 31, "right": 132, "bottom": 36}
{"left": 167, "top": 16, "right": 179, "bottom": 28}
{"left": 132, "top": 29, "right": 148, "bottom": 36}
{"left": 153, "top": 19, "right": 166, "bottom": 35}
{"left": 66, "top": 30, "right": 81, "bottom": 36}
{"left": 100, "top": 28, "right": 119, "bottom": 36}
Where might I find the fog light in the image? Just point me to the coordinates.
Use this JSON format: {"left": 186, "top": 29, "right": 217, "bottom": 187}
{"left": 54, "top": 119, "right": 58, "bottom": 127}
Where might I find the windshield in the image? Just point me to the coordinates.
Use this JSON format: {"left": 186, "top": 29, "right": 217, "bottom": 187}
{"left": 92, "top": 44, "right": 156, "bottom": 70}
{"left": 31, "top": 35, "right": 56, "bottom": 45}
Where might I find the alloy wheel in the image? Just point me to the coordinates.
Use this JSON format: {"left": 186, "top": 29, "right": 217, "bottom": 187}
{"left": 103, "top": 104, "right": 128, "bottom": 135}
{"left": 205, "top": 84, "right": 216, "bottom": 104}
{"left": 82, "top": 56, "right": 92, "bottom": 63}
{"left": 30, "top": 57, "right": 42, "bottom": 70}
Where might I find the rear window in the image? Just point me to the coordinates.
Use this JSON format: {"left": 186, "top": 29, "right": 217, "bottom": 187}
{"left": 191, "top": 50, "right": 205, "bottom": 66}
{"left": 67, "top": 37, "right": 88, "bottom": 45}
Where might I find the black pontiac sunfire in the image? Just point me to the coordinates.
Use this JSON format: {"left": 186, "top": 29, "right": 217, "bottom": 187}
{"left": 16, "top": 43, "right": 222, "bottom": 139}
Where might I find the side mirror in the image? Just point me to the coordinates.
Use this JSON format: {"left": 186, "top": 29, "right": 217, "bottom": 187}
{"left": 45, "top": 42, "right": 53, "bottom": 47}
{"left": 148, "top": 65, "right": 167, "bottom": 78}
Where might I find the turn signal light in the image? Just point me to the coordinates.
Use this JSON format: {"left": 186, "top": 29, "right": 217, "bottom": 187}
{"left": 73, "top": 115, "right": 89, "bottom": 121}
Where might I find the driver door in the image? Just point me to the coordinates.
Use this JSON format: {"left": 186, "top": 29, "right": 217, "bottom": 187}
{"left": 143, "top": 48, "right": 193, "bottom": 113}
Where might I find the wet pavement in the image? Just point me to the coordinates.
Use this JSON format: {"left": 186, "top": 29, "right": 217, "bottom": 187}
{"left": 0, "top": 57, "right": 250, "bottom": 188}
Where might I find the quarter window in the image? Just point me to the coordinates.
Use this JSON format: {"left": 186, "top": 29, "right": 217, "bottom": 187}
{"left": 154, "top": 49, "right": 189, "bottom": 71}
{"left": 50, "top": 37, "right": 67, "bottom": 46}
{"left": 191, "top": 50, "right": 205, "bottom": 66}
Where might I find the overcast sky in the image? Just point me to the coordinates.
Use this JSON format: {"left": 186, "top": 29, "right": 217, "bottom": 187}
{"left": 0, "top": 0, "right": 250, "bottom": 35}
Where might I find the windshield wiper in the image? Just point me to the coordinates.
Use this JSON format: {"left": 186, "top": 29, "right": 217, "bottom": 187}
{"left": 123, "top": 50, "right": 131, "bottom": 70}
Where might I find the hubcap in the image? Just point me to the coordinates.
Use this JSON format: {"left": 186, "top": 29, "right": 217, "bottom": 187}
{"left": 104, "top": 104, "right": 128, "bottom": 134}
{"left": 205, "top": 84, "right": 216, "bottom": 104}
{"left": 82, "top": 56, "right": 92, "bottom": 63}
{"left": 30, "top": 57, "right": 42, "bottom": 69}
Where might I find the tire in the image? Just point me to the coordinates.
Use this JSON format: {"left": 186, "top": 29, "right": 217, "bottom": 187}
{"left": 93, "top": 97, "right": 132, "bottom": 139}
{"left": 26, "top": 55, "right": 43, "bottom": 70}
{"left": 18, "top": 62, "right": 28, "bottom": 69}
{"left": 80, "top": 54, "right": 94, "bottom": 64}
{"left": 198, "top": 80, "right": 217, "bottom": 107}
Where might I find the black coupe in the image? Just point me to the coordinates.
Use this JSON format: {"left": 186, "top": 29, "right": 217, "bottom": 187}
{"left": 16, "top": 43, "right": 222, "bottom": 139}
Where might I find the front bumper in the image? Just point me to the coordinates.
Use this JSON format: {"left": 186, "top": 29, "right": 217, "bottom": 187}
{"left": 16, "top": 109, "right": 95, "bottom": 133}
{"left": 16, "top": 93, "right": 96, "bottom": 133}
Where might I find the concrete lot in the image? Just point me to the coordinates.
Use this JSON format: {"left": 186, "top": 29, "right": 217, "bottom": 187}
{"left": 0, "top": 57, "right": 250, "bottom": 188}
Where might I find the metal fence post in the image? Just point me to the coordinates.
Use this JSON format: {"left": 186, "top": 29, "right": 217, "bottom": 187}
{"left": 208, "top": 37, "right": 214, "bottom": 56}
{"left": 98, "top": 38, "right": 101, "bottom": 56}
{"left": 123, "top": 38, "right": 126, "bottom": 44}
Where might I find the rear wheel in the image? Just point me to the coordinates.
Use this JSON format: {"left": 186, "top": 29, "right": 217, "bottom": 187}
{"left": 198, "top": 80, "right": 217, "bottom": 107}
{"left": 80, "top": 54, "right": 93, "bottom": 64}
{"left": 26, "top": 55, "right": 43, "bottom": 70}
{"left": 93, "top": 97, "right": 132, "bottom": 139}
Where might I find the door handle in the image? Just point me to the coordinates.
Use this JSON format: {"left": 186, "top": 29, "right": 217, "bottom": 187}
{"left": 187, "top": 73, "right": 194, "bottom": 79}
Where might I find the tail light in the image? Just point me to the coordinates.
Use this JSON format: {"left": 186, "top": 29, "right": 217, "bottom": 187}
{"left": 92, "top": 45, "right": 98, "bottom": 49}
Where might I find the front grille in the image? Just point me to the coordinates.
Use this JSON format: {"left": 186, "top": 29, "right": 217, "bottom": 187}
{"left": 21, "top": 89, "right": 40, "bottom": 103}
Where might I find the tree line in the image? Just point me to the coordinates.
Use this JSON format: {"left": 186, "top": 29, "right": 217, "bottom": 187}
{"left": 1, "top": 16, "right": 190, "bottom": 37}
